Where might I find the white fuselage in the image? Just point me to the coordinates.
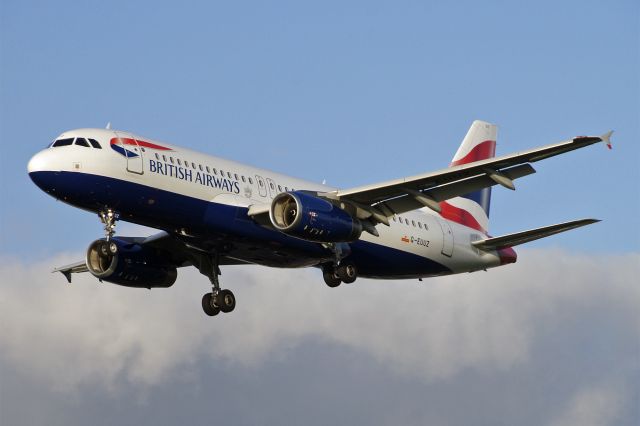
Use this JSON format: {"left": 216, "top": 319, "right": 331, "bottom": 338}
{"left": 28, "top": 128, "right": 510, "bottom": 278}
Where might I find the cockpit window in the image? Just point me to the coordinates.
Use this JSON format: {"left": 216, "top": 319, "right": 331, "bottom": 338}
{"left": 89, "top": 139, "right": 102, "bottom": 149}
{"left": 75, "top": 138, "right": 90, "bottom": 147}
{"left": 52, "top": 138, "right": 74, "bottom": 147}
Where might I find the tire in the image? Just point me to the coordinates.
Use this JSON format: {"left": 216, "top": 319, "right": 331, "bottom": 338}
{"left": 217, "top": 289, "right": 236, "bottom": 313}
{"left": 337, "top": 263, "right": 357, "bottom": 284}
{"left": 202, "top": 293, "right": 220, "bottom": 316}
{"left": 323, "top": 269, "right": 342, "bottom": 288}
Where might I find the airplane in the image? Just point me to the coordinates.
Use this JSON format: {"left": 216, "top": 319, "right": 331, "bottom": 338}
{"left": 27, "top": 120, "right": 612, "bottom": 317}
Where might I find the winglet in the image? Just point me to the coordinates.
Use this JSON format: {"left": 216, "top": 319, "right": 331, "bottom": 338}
{"left": 601, "top": 130, "right": 614, "bottom": 149}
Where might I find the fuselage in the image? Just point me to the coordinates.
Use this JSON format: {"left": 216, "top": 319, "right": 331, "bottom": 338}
{"left": 28, "top": 128, "right": 515, "bottom": 279}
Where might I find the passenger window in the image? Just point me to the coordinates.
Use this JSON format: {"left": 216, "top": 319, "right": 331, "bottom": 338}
{"left": 278, "top": 185, "right": 282, "bottom": 192}
{"left": 206, "top": 166, "right": 210, "bottom": 173}
{"left": 183, "top": 160, "right": 188, "bottom": 167}
{"left": 177, "top": 159, "right": 182, "bottom": 166}
{"left": 249, "top": 177, "right": 253, "bottom": 184}
{"left": 227, "top": 172, "right": 232, "bottom": 179}
{"left": 199, "top": 164, "right": 203, "bottom": 171}
{"left": 155, "top": 153, "right": 160, "bottom": 160}
{"left": 405, "top": 219, "right": 409, "bottom": 225}
{"left": 74, "top": 138, "right": 90, "bottom": 147}
{"left": 412, "top": 220, "right": 416, "bottom": 227}
{"left": 392, "top": 217, "right": 396, "bottom": 222}
{"left": 259, "top": 180, "right": 264, "bottom": 187}
{"left": 284, "top": 186, "right": 289, "bottom": 192}
{"left": 88, "top": 138, "right": 102, "bottom": 149}
{"left": 163, "top": 155, "right": 167, "bottom": 162}
{"left": 241, "top": 176, "right": 246, "bottom": 183}
{"left": 52, "top": 138, "right": 74, "bottom": 147}
{"left": 418, "top": 222, "right": 422, "bottom": 229}
{"left": 141, "top": 147, "right": 146, "bottom": 152}
{"left": 269, "top": 182, "right": 275, "bottom": 190}
{"left": 213, "top": 168, "right": 218, "bottom": 175}
{"left": 219, "top": 169, "right": 224, "bottom": 176}
{"left": 192, "top": 162, "right": 196, "bottom": 169}
{"left": 170, "top": 157, "right": 174, "bottom": 164}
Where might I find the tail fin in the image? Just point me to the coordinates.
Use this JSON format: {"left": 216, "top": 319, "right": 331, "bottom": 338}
{"left": 440, "top": 120, "right": 497, "bottom": 234}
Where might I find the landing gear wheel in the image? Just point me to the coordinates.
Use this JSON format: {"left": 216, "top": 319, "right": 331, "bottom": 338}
{"left": 337, "top": 263, "right": 357, "bottom": 284}
{"left": 202, "top": 293, "right": 220, "bottom": 316}
{"left": 216, "top": 289, "right": 236, "bottom": 313}
{"left": 323, "top": 268, "right": 342, "bottom": 288}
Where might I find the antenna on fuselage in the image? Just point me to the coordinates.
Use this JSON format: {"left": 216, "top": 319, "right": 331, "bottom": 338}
{"left": 105, "top": 122, "right": 112, "bottom": 130}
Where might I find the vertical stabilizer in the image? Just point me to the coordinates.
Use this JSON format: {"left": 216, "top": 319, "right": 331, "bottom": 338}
{"left": 440, "top": 120, "right": 497, "bottom": 234}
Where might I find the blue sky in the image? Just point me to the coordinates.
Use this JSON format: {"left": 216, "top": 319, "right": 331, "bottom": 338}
{"left": 1, "top": 0, "right": 638, "bottom": 258}
{"left": 1, "top": 2, "right": 639, "bottom": 425}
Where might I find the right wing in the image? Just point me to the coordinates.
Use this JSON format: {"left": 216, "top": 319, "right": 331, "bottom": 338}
{"left": 320, "top": 132, "right": 613, "bottom": 223}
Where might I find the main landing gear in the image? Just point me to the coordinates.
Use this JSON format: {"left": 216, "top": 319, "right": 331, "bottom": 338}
{"left": 322, "top": 261, "right": 358, "bottom": 288}
{"left": 199, "top": 254, "right": 236, "bottom": 317}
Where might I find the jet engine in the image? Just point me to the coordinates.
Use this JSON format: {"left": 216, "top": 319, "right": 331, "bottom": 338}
{"left": 86, "top": 238, "right": 177, "bottom": 288}
{"left": 269, "top": 191, "right": 362, "bottom": 243}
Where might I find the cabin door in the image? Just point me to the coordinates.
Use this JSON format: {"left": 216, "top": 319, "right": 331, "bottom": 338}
{"left": 114, "top": 132, "right": 144, "bottom": 175}
{"left": 437, "top": 218, "right": 454, "bottom": 257}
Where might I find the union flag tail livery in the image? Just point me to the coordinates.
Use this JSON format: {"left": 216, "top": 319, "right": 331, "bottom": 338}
{"left": 28, "top": 120, "right": 609, "bottom": 318}
{"left": 440, "top": 120, "right": 497, "bottom": 234}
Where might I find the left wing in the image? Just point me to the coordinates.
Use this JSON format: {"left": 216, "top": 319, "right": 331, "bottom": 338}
{"left": 53, "top": 231, "right": 248, "bottom": 283}
{"left": 53, "top": 261, "right": 88, "bottom": 283}
{"left": 320, "top": 132, "right": 612, "bottom": 223}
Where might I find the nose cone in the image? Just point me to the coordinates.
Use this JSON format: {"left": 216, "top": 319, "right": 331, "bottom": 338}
{"left": 28, "top": 150, "right": 47, "bottom": 174}
{"left": 28, "top": 150, "right": 57, "bottom": 194}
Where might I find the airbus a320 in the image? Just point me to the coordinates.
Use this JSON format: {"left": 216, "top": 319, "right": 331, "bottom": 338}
{"left": 27, "top": 121, "right": 612, "bottom": 317}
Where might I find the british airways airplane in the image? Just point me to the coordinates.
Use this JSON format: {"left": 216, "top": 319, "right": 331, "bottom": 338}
{"left": 28, "top": 121, "right": 612, "bottom": 317}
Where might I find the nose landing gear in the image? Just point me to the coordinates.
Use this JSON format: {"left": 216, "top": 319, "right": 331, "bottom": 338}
{"left": 99, "top": 209, "right": 118, "bottom": 241}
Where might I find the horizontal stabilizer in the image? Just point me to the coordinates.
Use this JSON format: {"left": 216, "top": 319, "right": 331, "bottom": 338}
{"left": 472, "top": 218, "right": 600, "bottom": 251}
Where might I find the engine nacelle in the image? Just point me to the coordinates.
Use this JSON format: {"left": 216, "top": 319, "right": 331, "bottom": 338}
{"left": 86, "top": 238, "right": 177, "bottom": 288}
{"left": 269, "top": 191, "right": 362, "bottom": 243}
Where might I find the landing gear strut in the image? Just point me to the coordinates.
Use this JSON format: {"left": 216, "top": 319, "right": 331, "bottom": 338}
{"left": 322, "top": 261, "right": 358, "bottom": 287}
{"left": 199, "top": 254, "right": 236, "bottom": 317}
{"left": 95, "top": 208, "right": 119, "bottom": 260}
{"left": 99, "top": 209, "right": 118, "bottom": 241}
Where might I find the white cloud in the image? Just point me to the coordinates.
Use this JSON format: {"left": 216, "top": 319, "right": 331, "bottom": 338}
{"left": 0, "top": 249, "right": 638, "bottom": 399}
{"left": 549, "top": 382, "right": 628, "bottom": 426}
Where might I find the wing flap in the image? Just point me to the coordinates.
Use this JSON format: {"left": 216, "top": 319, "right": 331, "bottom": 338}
{"left": 379, "top": 164, "right": 536, "bottom": 216}
{"left": 471, "top": 218, "right": 600, "bottom": 251}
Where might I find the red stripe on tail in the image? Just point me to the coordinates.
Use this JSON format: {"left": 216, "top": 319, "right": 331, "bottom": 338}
{"left": 439, "top": 201, "right": 487, "bottom": 234}
{"left": 450, "top": 140, "right": 496, "bottom": 166}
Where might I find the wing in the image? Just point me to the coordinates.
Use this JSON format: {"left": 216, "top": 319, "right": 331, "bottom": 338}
{"left": 321, "top": 132, "right": 612, "bottom": 223}
{"left": 53, "top": 231, "right": 248, "bottom": 283}
{"left": 53, "top": 261, "right": 89, "bottom": 283}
